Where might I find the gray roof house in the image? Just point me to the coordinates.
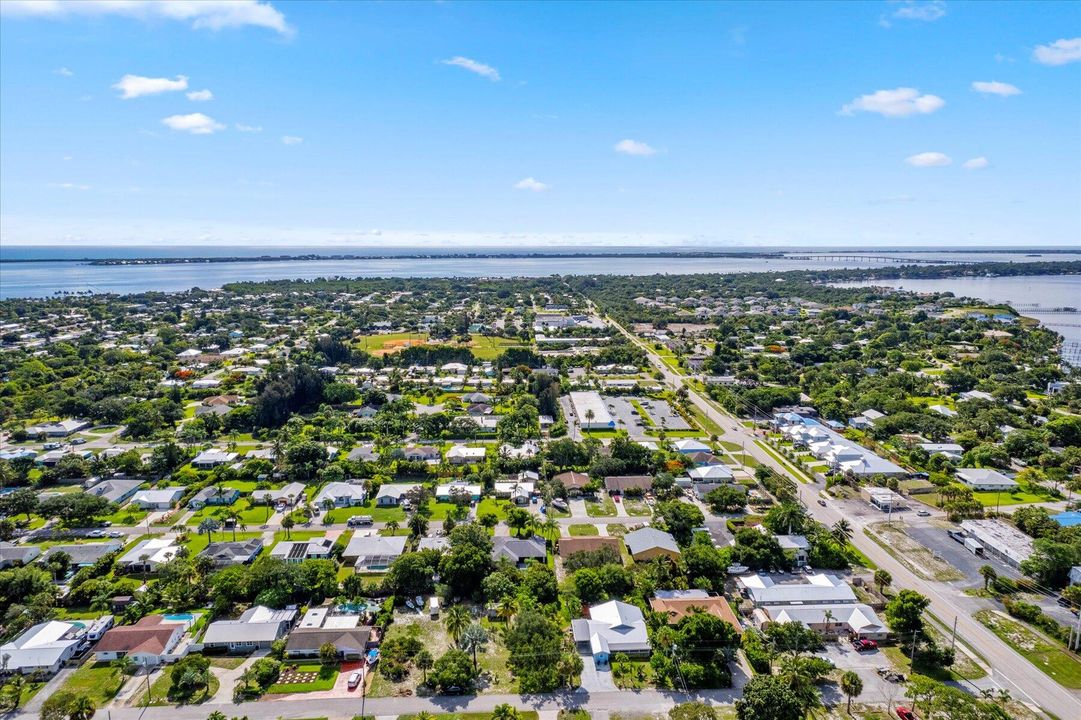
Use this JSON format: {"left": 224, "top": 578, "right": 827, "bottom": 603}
{"left": 342, "top": 535, "right": 407, "bottom": 572}
{"left": 84, "top": 478, "right": 142, "bottom": 505}
{"left": 623, "top": 527, "right": 681, "bottom": 561}
{"left": 42, "top": 542, "right": 122, "bottom": 567}
{"left": 199, "top": 538, "right": 264, "bottom": 568}
{"left": 492, "top": 536, "right": 547, "bottom": 567}
{"left": 0, "top": 542, "right": 42, "bottom": 569}
{"left": 201, "top": 606, "right": 297, "bottom": 652}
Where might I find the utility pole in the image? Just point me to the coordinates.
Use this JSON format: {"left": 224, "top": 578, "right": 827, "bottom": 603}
{"left": 670, "top": 643, "right": 688, "bottom": 693}
{"left": 949, "top": 616, "right": 958, "bottom": 656}
{"left": 911, "top": 628, "right": 921, "bottom": 668}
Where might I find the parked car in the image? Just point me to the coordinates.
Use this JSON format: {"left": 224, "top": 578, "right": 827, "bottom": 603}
{"left": 108, "top": 530, "right": 124, "bottom": 538}
{"left": 87, "top": 530, "right": 106, "bottom": 538}
{"left": 853, "top": 638, "right": 878, "bottom": 651}
{"left": 817, "top": 499, "right": 827, "bottom": 507}
{"left": 347, "top": 515, "right": 373, "bottom": 527}
{"left": 347, "top": 671, "right": 362, "bottom": 689}
{"left": 70, "top": 437, "right": 87, "bottom": 445}
{"left": 916, "top": 510, "right": 931, "bottom": 517}
{"left": 895, "top": 707, "right": 916, "bottom": 720}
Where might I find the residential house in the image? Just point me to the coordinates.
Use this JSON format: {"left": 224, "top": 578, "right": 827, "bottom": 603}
{"left": 685, "top": 464, "right": 734, "bottom": 483}
{"left": 400, "top": 445, "right": 442, "bottom": 464}
{"left": 920, "top": 443, "right": 965, "bottom": 463}
{"left": 201, "top": 606, "right": 296, "bottom": 653}
{"left": 0, "top": 620, "right": 92, "bottom": 675}
{"left": 0, "top": 542, "right": 42, "bottom": 569}
{"left": 347, "top": 444, "right": 380, "bottom": 462}
{"left": 604, "top": 475, "right": 653, "bottom": 495}
{"left": 491, "top": 536, "right": 547, "bottom": 567}
{"left": 84, "top": 478, "right": 142, "bottom": 505}
{"left": 285, "top": 609, "right": 372, "bottom": 660}
{"left": 956, "top": 468, "right": 1017, "bottom": 492}
{"left": 256, "top": 482, "right": 306, "bottom": 509}
{"left": 738, "top": 573, "right": 856, "bottom": 606}
{"left": 313, "top": 481, "right": 367, "bottom": 509}
{"left": 42, "top": 542, "right": 121, "bottom": 568}
{"left": 553, "top": 471, "right": 591, "bottom": 496}
{"left": 672, "top": 439, "right": 711, "bottom": 454}
{"left": 650, "top": 590, "right": 742, "bottom": 634}
{"left": 118, "top": 537, "right": 181, "bottom": 573}
{"left": 446, "top": 445, "right": 487, "bottom": 465}
{"left": 94, "top": 616, "right": 188, "bottom": 666}
{"left": 270, "top": 537, "right": 334, "bottom": 564}
{"left": 188, "top": 485, "right": 240, "bottom": 509}
{"left": 131, "top": 487, "right": 185, "bottom": 510}
{"left": 766, "top": 604, "right": 888, "bottom": 640}
{"left": 571, "top": 600, "right": 651, "bottom": 665}
{"left": 342, "top": 535, "right": 407, "bottom": 572}
{"left": 557, "top": 536, "right": 624, "bottom": 563}
{"left": 375, "top": 483, "right": 420, "bottom": 507}
{"left": 623, "top": 528, "right": 681, "bottom": 562}
{"left": 436, "top": 482, "right": 482, "bottom": 502}
{"left": 198, "top": 538, "right": 264, "bottom": 568}
{"left": 494, "top": 480, "right": 535, "bottom": 505}
{"left": 191, "top": 449, "right": 239, "bottom": 469}
{"left": 25, "top": 419, "right": 89, "bottom": 438}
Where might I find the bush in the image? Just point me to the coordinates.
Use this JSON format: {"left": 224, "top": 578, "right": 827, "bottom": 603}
{"left": 741, "top": 630, "right": 772, "bottom": 674}
{"left": 250, "top": 658, "right": 281, "bottom": 688}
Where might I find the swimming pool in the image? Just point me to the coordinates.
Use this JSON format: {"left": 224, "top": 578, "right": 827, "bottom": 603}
{"left": 162, "top": 613, "right": 196, "bottom": 624}
{"left": 1052, "top": 511, "right": 1081, "bottom": 527}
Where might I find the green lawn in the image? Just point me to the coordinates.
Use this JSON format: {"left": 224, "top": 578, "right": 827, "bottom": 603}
{"left": 136, "top": 669, "right": 219, "bottom": 706}
{"left": 972, "top": 486, "right": 1059, "bottom": 507}
{"left": 568, "top": 523, "right": 599, "bottom": 536}
{"left": 272, "top": 529, "right": 328, "bottom": 543}
{"left": 57, "top": 662, "right": 124, "bottom": 706}
{"left": 183, "top": 530, "right": 262, "bottom": 556}
{"left": 477, "top": 497, "right": 511, "bottom": 521}
{"left": 100, "top": 506, "right": 150, "bottom": 526}
{"left": 585, "top": 495, "right": 617, "bottom": 517}
{"left": 469, "top": 335, "right": 529, "bottom": 360}
{"left": 357, "top": 332, "right": 430, "bottom": 353}
{"left": 622, "top": 499, "right": 652, "bottom": 517}
{"left": 976, "top": 610, "right": 1081, "bottom": 688}
{"left": 266, "top": 663, "right": 340, "bottom": 693}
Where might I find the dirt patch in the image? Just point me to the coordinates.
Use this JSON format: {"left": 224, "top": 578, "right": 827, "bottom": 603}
{"left": 865, "top": 522, "right": 964, "bottom": 582}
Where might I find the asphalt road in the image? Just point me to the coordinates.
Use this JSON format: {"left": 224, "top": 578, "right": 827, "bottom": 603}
{"left": 607, "top": 312, "right": 1081, "bottom": 719}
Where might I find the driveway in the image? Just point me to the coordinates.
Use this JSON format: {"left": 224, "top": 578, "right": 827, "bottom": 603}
{"left": 577, "top": 654, "right": 616, "bottom": 692}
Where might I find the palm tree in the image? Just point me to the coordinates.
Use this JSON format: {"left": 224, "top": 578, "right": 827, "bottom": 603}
{"left": 281, "top": 515, "right": 295, "bottom": 539}
{"left": 979, "top": 564, "right": 997, "bottom": 591}
{"left": 541, "top": 516, "right": 560, "bottom": 545}
{"left": 831, "top": 519, "right": 853, "bottom": 545}
{"left": 492, "top": 704, "right": 520, "bottom": 720}
{"left": 262, "top": 493, "right": 274, "bottom": 524}
{"left": 460, "top": 623, "right": 489, "bottom": 672}
{"left": 873, "top": 569, "right": 892, "bottom": 594}
{"left": 496, "top": 596, "right": 519, "bottom": 623}
{"left": 415, "top": 713, "right": 435, "bottom": 720}
{"left": 415, "top": 649, "right": 434, "bottom": 684}
{"left": 197, "top": 517, "right": 220, "bottom": 543}
{"left": 840, "top": 670, "right": 863, "bottom": 714}
{"left": 408, "top": 513, "right": 429, "bottom": 539}
{"left": 443, "top": 605, "right": 470, "bottom": 643}
{"left": 5, "top": 675, "right": 25, "bottom": 710}
{"left": 226, "top": 510, "right": 241, "bottom": 541}
{"left": 68, "top": 695, "right": 96, "bottom": 720}
{"left": 385, "top": 520, "right": 401, "bottom": 535}
{"left": 822, "top": 609, "right": 835, "bottom": 637}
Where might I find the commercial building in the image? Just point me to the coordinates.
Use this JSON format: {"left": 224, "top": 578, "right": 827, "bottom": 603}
{"left": 960, "top": 519, "right": 1034, "bottom": 568}
{"left": 569, "top": 391, "right": 615, "bottom": 430}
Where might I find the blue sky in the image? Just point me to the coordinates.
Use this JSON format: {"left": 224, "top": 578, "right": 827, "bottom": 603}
{"left": 0, "top": 0, "right": 1078, "bottom": 248}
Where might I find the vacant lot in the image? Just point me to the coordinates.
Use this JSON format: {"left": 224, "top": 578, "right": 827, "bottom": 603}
{"left": 864, "top": 522, "right": 964, "bottom": 582}
{"left": 58, "top": 661, "right": 124, "bottom": 706}
{"left": 976, "top": 610, "right": 1081, "bottom": 688}
{"left": 585, "top": 495, "right": 616, "bottom": 517}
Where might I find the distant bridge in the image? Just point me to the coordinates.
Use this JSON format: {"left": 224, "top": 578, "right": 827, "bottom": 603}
{"left": 1010, "top": 304, "right": 1079, "bottom": 314}
{"left": 787, "top": 254, "right": 966, "bottom": 265}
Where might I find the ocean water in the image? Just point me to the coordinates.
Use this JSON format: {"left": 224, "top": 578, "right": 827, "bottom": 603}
{"left": 1, "top": 247, "right": 1078, "bottom": 299}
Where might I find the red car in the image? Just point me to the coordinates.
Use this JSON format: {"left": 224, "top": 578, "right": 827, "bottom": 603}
{"left": 853, "top": 638, "right": 878, "bottom": 651}
{"left": 896, "top": 707, "right": 916, "bottom": 720}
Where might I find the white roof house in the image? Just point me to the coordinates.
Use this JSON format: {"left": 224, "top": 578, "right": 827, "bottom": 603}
{"left": 192, "top": 449, "right": 239, "bottom": 468}
{"left": 571, "top": 600, "right": 651, "bottom": 661}
{"left": 768, "top": 603, "right": 888, "bottom": 640}
{"left": 956, "top": 468, "right": 1017, "bottom": 492}
{"left": 0, "top": 620, "right": 90, "bottom": 674}
{"left": 739, "top": 573, "right": 857, "bottom": 606}
{"left": 446, "top": 445, "right": 487, "bottom": 464}
{"left": 313, "top": 481, "right": 367, "bottom": 508}
{"left": 687, "top": 465, "right": 734, "bottom": 482}
{"left": 202, "top": 606, "right": 297, "bottom": 651}
{"left": 342, "top": 535, "right": 407, "bottom": 572}
{"left": 672, "top": 439, "right": 711, "bottom": 454}
{"left": 118, "top": 537, "right": 181, "bottom": 571}
{"left": 130, "top": 487, "right": 185, "bottom": 510}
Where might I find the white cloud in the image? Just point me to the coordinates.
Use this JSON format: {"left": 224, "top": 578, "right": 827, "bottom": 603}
{"left": 971, "top": 80, "right": 1021, "bottom": 96}
{"left": 235, "top": 123, "right": 263, "bottom": 133}
{"left": 841, "top": 87, "right": 945, "bottom": 117}
{"left": 514, "top": 177, "right": 548, "bottom": 192}
{"left": 892, "top": 1, "right": 947, "bottom": 22}
{"left": 905, "top": 152, "right": 952, "bottom": 167}
{"left": 281, "top": 135, "right": 303, "bottom": 145}
{"left": 186, "top": 89, "right": 213, "bottom": 102}
{"left": 963, "top": 157, "right": 990, "bottom": 170}
{"left": 1, "top": 1, "right": 292, "bottom": 36}
{"left": 50, "top": 182, "right": 91, "bottom": 190}
{"left": 54, "top": 67, "right": 73, "bottom": 77}
{"left": 114, "top": 74, "right": 188, "bottom": 99}
{"left": 161, "top": 113, "right": 225, "bottom": 134}
{"left": 614, "top": 139, "right": 658, "bottom": 156}
{"left": 1033, "top": 38, "right": 1081, "bottom": 66}
{"left": 441, "top": 56, "right": 501, "bottom": 81}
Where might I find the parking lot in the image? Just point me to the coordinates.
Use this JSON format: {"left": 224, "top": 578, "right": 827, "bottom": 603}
{"left": 603, "top": 396, "right": 649, "bottom": 439}
{"left": 637, "top": 398, "right": 691, "bottom": 430}
{"left": 905, "top": 523, "right": 1021, "bottom": 587}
